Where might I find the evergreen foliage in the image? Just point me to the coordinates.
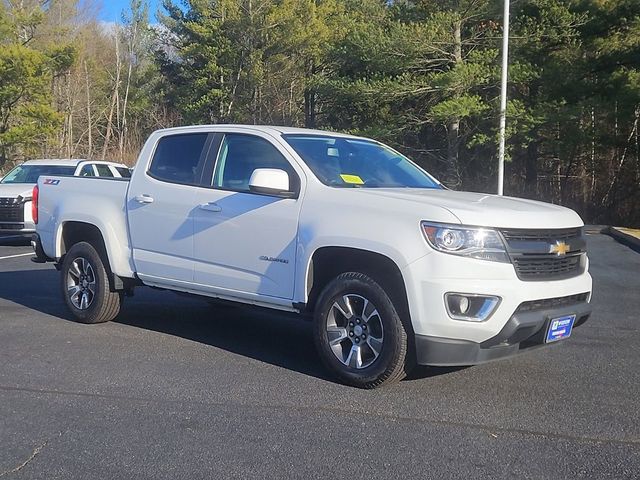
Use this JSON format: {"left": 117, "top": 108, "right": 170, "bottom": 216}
{"left": 0, "top": 0, "right": 638, "bottom": 225}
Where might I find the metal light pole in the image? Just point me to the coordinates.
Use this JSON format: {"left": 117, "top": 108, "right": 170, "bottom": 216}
{"left": 497, "top": 0, "right": 510, "bottom": 196}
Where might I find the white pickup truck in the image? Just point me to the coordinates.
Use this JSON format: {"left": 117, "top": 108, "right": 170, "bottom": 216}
{"left": 0, "top": 159, "right": 130, "bottom": 237}
{"left": 33, "top": 125, "right": 592, "bottom": 388}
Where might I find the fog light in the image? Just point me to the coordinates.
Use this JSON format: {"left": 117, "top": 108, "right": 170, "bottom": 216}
{"left": 445, "top": 293, "right": 501, "bottom": 322}
{"left": 458, "top": 296, "right": 470, "bottom": 314}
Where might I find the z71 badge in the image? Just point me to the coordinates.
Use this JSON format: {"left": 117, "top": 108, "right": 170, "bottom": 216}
{"left": 43, "top": 179, "right": 61, "bottom": 185}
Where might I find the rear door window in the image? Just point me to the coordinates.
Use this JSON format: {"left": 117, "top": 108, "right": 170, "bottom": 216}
{"left": 149, "top": 133, "right": 211, "bottom": 186}
{"left": 79, "top": 164, "right": 95, "bottom": 177}
{"left": 95, "top": 164, "right": 114, "bottom": 177}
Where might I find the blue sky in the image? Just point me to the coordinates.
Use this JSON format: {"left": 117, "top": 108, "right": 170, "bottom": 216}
{"left": 97, "top": 0, "right": 164, "bottom": 24}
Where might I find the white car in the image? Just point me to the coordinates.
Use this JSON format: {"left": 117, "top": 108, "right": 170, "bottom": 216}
{"left": 0, "top": 159, "right": 130, "bottom": 237}
{"left": 33, "top": 125, "right": 592, "bottom": 388}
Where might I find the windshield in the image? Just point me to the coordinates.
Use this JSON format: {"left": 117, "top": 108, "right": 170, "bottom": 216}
{"left": 0, "top": 164, "right": 76, "bottom": 184}
{"left": 283, "top": 134, "right": 441, "bottom": 189}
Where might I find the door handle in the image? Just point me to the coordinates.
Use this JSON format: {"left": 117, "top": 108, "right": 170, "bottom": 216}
{"left": 134, "top": 194, "right": 154, "bottom": 204}
{"left": 198, "top": 202, "right": 222, "bottom": 212}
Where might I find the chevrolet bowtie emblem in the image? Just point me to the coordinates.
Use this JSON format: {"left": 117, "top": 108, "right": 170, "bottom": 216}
{"left": 549, "top": 240, "right": 570, "bottom": 256}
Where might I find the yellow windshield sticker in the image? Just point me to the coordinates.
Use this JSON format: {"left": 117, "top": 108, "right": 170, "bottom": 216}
{"left": 340, "top": 174, "right": 364, "bottom": 185}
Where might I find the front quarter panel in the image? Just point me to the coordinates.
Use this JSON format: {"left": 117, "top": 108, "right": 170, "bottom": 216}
{"left": 293, "top": 184, "right": 460, "bottom": 303}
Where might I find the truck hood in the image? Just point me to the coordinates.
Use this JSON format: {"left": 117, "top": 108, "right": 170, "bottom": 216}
{"left": 0, "top": 183, "right": 34, "bottom": 199}
{"left": 355, "top": 188, "right": 584, "bottom": 229}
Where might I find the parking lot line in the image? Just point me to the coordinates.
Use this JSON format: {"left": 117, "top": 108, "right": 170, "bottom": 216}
{"left": 0, "top": 252, "right": 33, "bottom": 261}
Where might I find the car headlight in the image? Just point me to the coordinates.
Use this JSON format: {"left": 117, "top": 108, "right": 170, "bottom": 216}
{"left": 421, "top": 222, "right": 509, "bottom": 263}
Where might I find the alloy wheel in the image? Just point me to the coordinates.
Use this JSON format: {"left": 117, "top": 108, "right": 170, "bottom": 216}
{"left": 66, "top": 257, "right": 96, "bottom": 310}
{"left": 325, "top": 294, "right": 384, "bottom": 369}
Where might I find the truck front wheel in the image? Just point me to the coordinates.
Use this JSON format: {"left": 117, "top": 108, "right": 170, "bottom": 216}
{"left": 313, "top": 272, "right": 409, "bottom": 388}
{"left": 60, "top": 242, "right": 122, "bottom": 324}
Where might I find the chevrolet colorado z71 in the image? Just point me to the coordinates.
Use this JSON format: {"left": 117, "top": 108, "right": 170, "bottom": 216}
{"left": 32, "top": 125, "right": 592, "bottom": 388}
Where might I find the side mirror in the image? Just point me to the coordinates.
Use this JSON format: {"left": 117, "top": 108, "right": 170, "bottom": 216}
{"left": 249, "top": 168, "right": 294, "bottom": 197}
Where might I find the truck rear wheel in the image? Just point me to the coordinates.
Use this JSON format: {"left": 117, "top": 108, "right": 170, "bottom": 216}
{"left": 313, "top": 272, "right": 409, "bottom": 388}
{"left": 60, "top": 242, "right": 122, "bottom": 324}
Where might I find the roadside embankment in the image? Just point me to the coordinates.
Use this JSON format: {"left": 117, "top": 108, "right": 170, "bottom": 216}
{"left": 606, "top": 226, "right": 640, "bottom": 253}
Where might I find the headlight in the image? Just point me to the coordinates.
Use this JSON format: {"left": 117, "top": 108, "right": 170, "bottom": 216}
{"left": 421, "top": 222, "right": 509, "bottom": 263}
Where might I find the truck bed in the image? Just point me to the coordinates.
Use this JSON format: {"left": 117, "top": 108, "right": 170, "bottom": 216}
{"left": 37, "top": 176, "right": 135, "bottom": 278}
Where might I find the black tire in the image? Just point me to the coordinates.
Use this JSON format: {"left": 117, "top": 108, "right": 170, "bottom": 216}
{"left": 313, "top": 272, "right": 410, "bottom": 388}
{"left": 60, "top": 241, "right": 122, "bottom": 324}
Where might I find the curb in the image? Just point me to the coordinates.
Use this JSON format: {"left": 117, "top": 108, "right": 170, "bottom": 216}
{"left": 584, "top": 225, "right": 608, "bottom": 234}
{"left": 606, "top": 226, "right": 640, "bottom": 253}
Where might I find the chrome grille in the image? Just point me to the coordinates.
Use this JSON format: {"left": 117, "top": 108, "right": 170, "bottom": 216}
{"left": 500, "top": 227, "right": 586, "bottom": 281}
{"left": 501, "top": 227, "right": 582, "bottom": 242}
{"left": 0, "top": 198, "right": 23, "bottom": 222}
{"left": 514, "top": 255, "right": 583, "bottom": 279}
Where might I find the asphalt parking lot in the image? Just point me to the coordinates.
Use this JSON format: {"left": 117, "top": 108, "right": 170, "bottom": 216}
{"left": 0, "top": 233, "right": 638, "bottom": 479}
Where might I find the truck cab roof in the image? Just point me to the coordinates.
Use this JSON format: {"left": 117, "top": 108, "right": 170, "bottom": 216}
{"left": 152, "top": 124, "right": 368, "bottom": 140}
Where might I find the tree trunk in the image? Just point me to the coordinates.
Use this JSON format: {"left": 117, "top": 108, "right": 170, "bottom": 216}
{"left": 288, "top": 80, "right": 295, "bottom": 125}
{"left": 445, "top": 121, "right": 461, "bottom": 188}
{"left": 120, "top": 37, "right": 135, "bottom": 161}
{"left": 525, "top": 138, "right": 538, "bottom": 198}
{"left": 590, "top": 106, "right": 596, "bottom": 202}
{"left": 119, "top": 52, "right": 133, "bottom": 161}
{"left": 444, "top": 20, "right": 463, "bottom": 189}
{"left": 304, "top": 87, "right": 316, "bottom": 129}
{"left": 304, "top": 61, "right": 316, "bottom": 128}
{"left": 102, "top": 37, "right": 121, "bottom": 160}
{"left": 66, "top": 70, "right": 73, "bottom": 158}
{"left": 84, "top": 60, "right": 92, "bottom": 158}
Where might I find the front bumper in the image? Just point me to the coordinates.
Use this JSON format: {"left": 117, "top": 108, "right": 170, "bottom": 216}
{"left": 0, "top": 220, "right": 34, "bottom": 235}
{"left": 415, "top": 299, "right": 591, "bottom": 366}
{"left": 402, "top": 251, "right": 592, "bottom": 343}
{"left": 0, "top": 227, "right": 35, "bottom": 237}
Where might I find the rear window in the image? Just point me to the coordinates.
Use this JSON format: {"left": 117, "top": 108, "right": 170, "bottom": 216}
{"left": 115, "top": 167, "right": 132, "bottom": 178}
{"left": 78, "top": 165, "right": 95, "bottom": 177}
{"left": 148, "top": 134, "right": 209, "bottom": 185}
{"left": 95, "top": 164, "right": 114, "bottom": 177}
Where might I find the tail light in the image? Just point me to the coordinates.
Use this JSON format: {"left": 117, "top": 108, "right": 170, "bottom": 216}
{"left": 32, "top": 185, "right": 39, "bottom": 224}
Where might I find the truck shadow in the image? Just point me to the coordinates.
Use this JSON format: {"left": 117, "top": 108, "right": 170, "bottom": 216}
{"left": 118, "top": 292, "right": 334, "bottom": 382}
{"left": 0, "top": 267, "right": 464, "bottom": 384}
